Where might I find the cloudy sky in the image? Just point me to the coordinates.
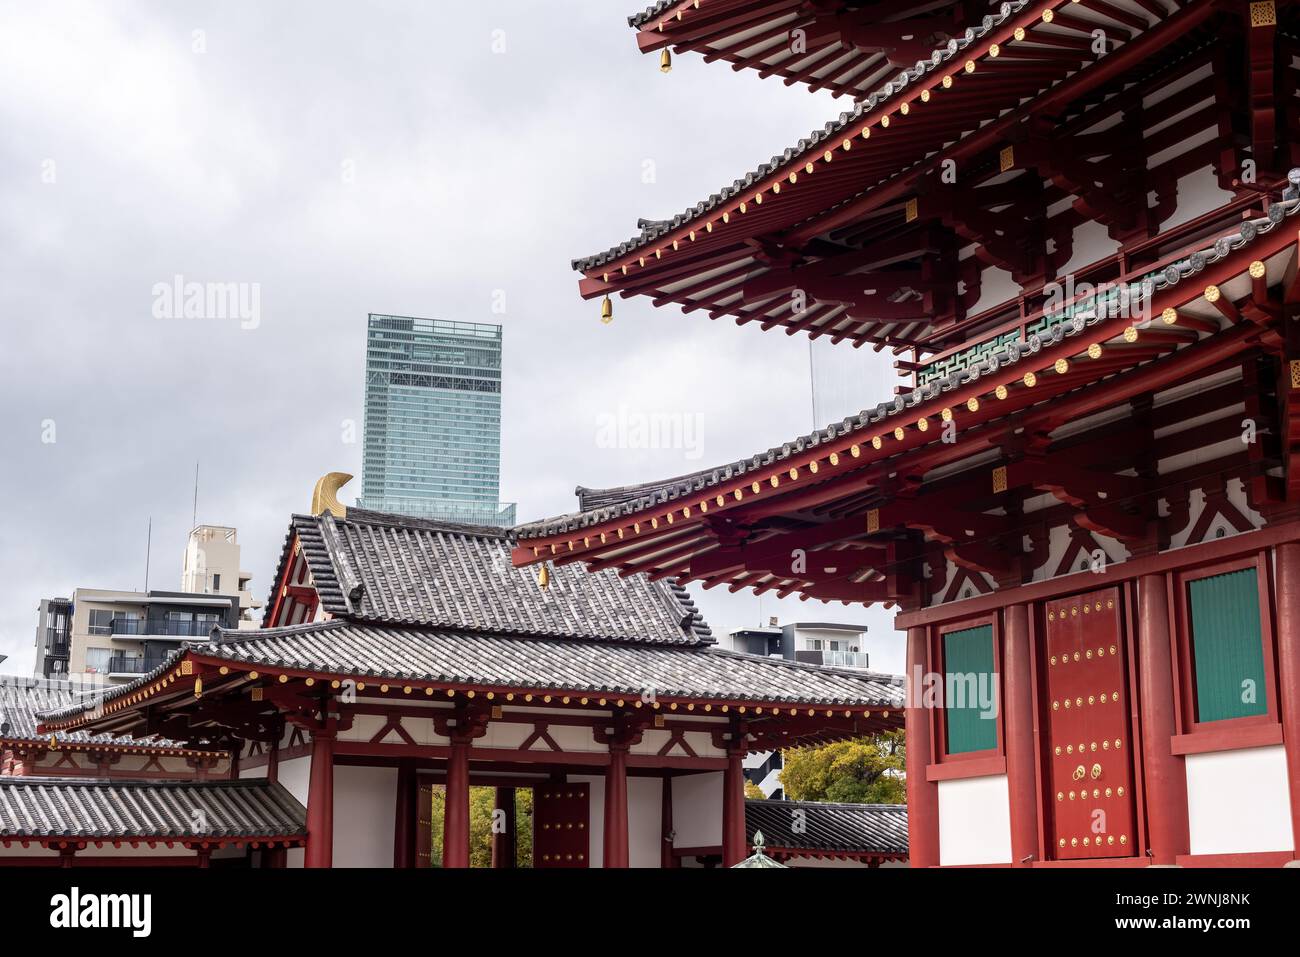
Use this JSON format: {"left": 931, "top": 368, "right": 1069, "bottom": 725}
{"left": 0, "top": 1, "right": 904, "bottom": 675}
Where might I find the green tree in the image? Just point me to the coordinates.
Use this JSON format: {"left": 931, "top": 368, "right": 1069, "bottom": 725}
{"left": 779, "top": 731, "right": 906, "bottom": 804}
{"left": 429, "top": 786, "right": 534, "bottom": 867}
{"left": 744, "top": 778, "right": 767, "bottom": 800}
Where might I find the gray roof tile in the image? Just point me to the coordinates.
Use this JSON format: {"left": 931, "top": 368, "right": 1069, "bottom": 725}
{"left": 0, "top": 675, "right": 187, "bottom": 751}
{"left": 746, "top": 799, "right": 907, "bottom": 856}
{"left": 278, "top": 509, "right": 712, "bottom": 645}
{"left": 40, "top": 620, "right": 904, "bottom": 722}
{"left": 0, "top": 777, "right": 306, "bottom": 840}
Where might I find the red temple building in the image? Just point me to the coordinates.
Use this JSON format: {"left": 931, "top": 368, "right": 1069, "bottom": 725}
{"left": 511, "top": 0, "right": 1300, "bottom": 867}
{"left": 23, "top": 497, "right": 906, "bottom": 868}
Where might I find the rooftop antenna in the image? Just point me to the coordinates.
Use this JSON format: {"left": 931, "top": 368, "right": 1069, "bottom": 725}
{"left": 144, "top": 516, "right": 152, "bottom": 593}
{"left": 192, "top": 460, "right": 199, "bottom": 530}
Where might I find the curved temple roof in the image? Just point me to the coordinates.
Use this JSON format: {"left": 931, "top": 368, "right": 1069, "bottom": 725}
{"left": 273, "top": 509, "right": 712, "bottom": 645}
{"left": 522, "top": 181, "right": 1300, "bottom": 542}
{"left": 745, "top": 799, "right": 908, "bottom": 859}
{"left": 39, "top": 619, "right": 904, "bottom": 728}
{"left": 0, "top": 777, "right": 306, "bottom": 842}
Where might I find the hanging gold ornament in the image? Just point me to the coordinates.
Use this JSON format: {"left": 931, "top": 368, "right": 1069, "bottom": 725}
{"left": 660, "top": 49, "right": 672, "bottom": 73}
{"left": 600, "top": 296, "right": 613, "bottom": 324}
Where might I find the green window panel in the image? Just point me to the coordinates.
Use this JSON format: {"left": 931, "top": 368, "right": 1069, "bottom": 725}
{"left": 1188, "top": 568, "right": 1268, "bottom": 723}
{"left": 943, "top": 624, "right": 997, "bottom": 754}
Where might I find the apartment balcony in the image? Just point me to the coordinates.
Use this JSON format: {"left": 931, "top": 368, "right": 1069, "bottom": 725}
{"left": 108, "top": 619, "right": 217, "bottom": 639}
{"left": 795, "top": 650, "right": 871, "bottom": 670}
{"left": 105, "top": 654, "right": 172, "bottom": 677}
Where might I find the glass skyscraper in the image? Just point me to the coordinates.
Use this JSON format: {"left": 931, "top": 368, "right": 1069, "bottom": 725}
{"left": 360, "top": 314, "right": 515, "bottom": 526}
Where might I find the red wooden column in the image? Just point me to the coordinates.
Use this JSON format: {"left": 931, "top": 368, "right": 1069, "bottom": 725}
{"left": 393, "top": 761, "right": 416, "bottom": 868}
{"left": 491, "top": 786, "right": 517, "bottom": 869}
{"left": 304, "top": 726, "right": 335, "bottom": 869}
{"left": 443, "top": 736, "right": 472, "bottom": 869}
{"left": 906, "top": 625, "right": 940, "bottom": 867}
{"left": 1137, "top": 573, "right": 1189, "bottom": 864}
{"left": 1273, "top": 541, "right": 1300, "bottom": 846}
{"left": 1003, "top": 603, "right": 1039, "bottom": 865}
{"left": 603, "top": 744, "right": 630, "bottom": 868}
{"left": 721, "top": 733, "right": 747, "bottom": 867}
{"left": 660, "top": 773, "right": 678, "bottom": 869}
{"left": 266, "top": 720, "right": 282, "bottom": 785}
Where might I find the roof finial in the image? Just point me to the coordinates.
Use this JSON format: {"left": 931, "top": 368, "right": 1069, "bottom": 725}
{"left": 311, "top": 472, "right": 352, "bottom": 518}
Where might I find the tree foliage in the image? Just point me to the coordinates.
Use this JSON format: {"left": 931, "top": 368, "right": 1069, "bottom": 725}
{"left": 744, "top": 778, "right": 767, "bottom": 800}
{"left": 429, "top": 786, "right": 534, "bottom": 867}
{"left": 779, "top": 731, "right": 906, "bottom": 804}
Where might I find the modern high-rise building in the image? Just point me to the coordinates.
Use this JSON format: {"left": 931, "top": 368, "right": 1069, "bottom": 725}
{"left": 359, "top": 314, "right": 515, "bottom": 526}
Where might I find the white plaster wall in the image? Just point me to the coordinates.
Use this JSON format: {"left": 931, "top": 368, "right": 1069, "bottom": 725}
{"left": 1057, "top": 219, "right": 1119, "bottom": 277}
{"left": 1162, "top": 165, "right": 1235, "bottom": 233}
{"left": 332, "top": 765, "right": 397, "bottom": 868}
{"left": 572, "top": 774, "right": 603, "bottom": 867}
{"left": 672, "top": 771, "right": 723, "bottom": 849}
{"left": 277, "top": 753, "right": 311, "bottom": 868}
{"left": 277, "top": 755, "right": 311, "bottom": 805}
{"left": 628, "top": 776, "right": 662, "bottom": 868}
{"left": 968, "top": 264, "right": 1019, "bottom": 316}
{"left": 0, "top": 844, "right": 61, "bottom": 858}
{"left": 1186, "top": 745, "right": 1295, "bottom": 855}
{"left": 938, "top": 774, "right": 1012, "bottom": 866}
{"left": 75, "top": 843, "right": 194, "bottom": 858}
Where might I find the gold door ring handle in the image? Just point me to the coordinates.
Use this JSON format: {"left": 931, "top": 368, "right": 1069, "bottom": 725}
{"left": 1091, "top": 763, "right": 1102, "bottom": 780}
{"left": 1072, "top": 765, "right": 1085, "bottom": 781}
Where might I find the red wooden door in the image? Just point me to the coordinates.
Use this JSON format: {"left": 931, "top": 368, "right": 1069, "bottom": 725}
{"left": 1044, "top": 587, "right": 1137, "bottom": 860}
{"left": 532, "top": 782, "right": 590, "bottom": 868}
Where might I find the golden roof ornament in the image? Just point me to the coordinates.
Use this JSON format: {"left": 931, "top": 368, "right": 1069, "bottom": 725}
{"left": 660, "top": 49, "right": 671, "bottom": 73}
{"left": 311, "top": 472, "right": 352, "bottom": 518}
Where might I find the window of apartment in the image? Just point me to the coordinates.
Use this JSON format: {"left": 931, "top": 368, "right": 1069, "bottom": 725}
{"left": 942, "top": 624, "right": 998, "bottom": 755}
{"left": 212, "top": 573, "right": 221, "bottom": 591}
{"left": 1186, "top": 566, "right": 1269, "bottom": 723}
{"left": 87, "top": 609, "right": 114, "bottom": 635}
{"left": 83, "top": 647, "right": 112, "bottom": 673}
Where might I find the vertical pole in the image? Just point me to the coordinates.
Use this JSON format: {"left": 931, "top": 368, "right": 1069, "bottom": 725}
{"left": 393, "top": 761, "right": 415, "bottom": 868}
{"left": 442, "top": 738, "right": 471, "bottom": 868}
{"left": 722, "top": 739, "right": 747, "bottom": 867}
{"left": 266, "top": 722, "right": 281, "bottom": 785}
{"left": 603, "top": 746, "right": 630, "bottom": 868}
{"left": 660, "top": 772, "right": 678, "bottom": 869}
{"left": 906, "top": 625, "right": 940, "bottom": 867}
{"left": 1273, "top": 542, "right": 1300, "bottom": 847}
{"left": 1003, "top": 603, "right": 1039, "bottom": 865}
{"left": 491, "top": 786, "right": 517, "bottom": 869}
{"left": 1137, "top": 573, "right": 1189, "bottom": 864}
{"left": 304, "top": 727, "right": 335, "bottom": 868}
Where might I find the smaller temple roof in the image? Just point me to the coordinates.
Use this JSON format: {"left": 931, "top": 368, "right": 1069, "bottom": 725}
{"left": 40, "top": 620, "right": 904, "bottom": 725}
{"left": 0, "top": 777, "right": 306, "bottom": 842}
{"left": 273, "top": 509, "right": 712, "bottom": 645}
{"left": 745, "top": 799, "right": 907, "bottom": 859}
{"left": 0, "top": 674, "right": 197, "bottom": 754}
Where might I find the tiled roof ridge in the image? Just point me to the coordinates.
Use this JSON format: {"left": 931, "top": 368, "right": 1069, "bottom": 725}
{"left": 582, "top": 0, "right": 1031, "bottom": 271}
{"left": 210, "top": 618, "right": 705, "bottom": 649}
{"left": 341, "top": 506, "right": 512, "bottom": 540}
{"left": 318, "top": 513, "right": 364, "bottom": 613}
{"left": 522, "top": 174, "right": 1300, "bottom": 537}
{"left": 745, "top": 798, "right": 906, "bottom": 811}
{"left": 0, "top": 775, "right": 283, "bottom": 791}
